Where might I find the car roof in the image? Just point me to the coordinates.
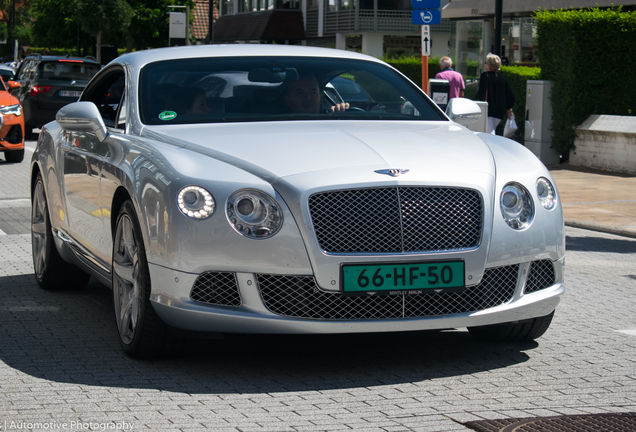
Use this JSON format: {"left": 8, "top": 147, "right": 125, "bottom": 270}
{"left": 24, "top": 54, "right": 100, "bottom": 65}
{"left": 111, "top": 45, "right": 385, "bottom": 70}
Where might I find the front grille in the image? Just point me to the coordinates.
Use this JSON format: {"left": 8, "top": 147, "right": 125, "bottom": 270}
{"left": 190, "top": 272, "right": 241, "bottom": 306}
{"left": 257, "top": 265, "right": 518, "bottom": 320}
{"left": 524, "top": 260, "right": 556, "bottom": 294}
{"left": 308, "top": 187, "right": 482, "bottom": 254}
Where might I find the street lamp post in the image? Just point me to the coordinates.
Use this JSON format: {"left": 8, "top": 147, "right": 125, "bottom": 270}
{"left": 208, "top": 0, "right": 214, "bottom": 44}
{"left": 494, "top": 0, "right": 503, "bottom": 56}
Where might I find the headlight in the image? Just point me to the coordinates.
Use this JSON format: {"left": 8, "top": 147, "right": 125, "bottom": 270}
{"left": 0, "top": 104, "right": 21, "bottom": 116}
{"left": 536, "top": 177, "right": 557, "bottom": 210}
{"left": 177, "top": 186, "right": 215, "bottom": 219}
{"left": 226, "top": 189, "right": 283, "bottom": 239}
{"left": 500, "top": 182, "right": 534, "bottom": 230}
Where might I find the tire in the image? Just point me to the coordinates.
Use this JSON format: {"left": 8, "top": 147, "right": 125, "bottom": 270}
{"left": 112, "top": 200, "right": 170, "bottom": 359}
{"left": 31, "top": 173, "right": 91, "bottom": 290}
{"left": 5, "top": 149, "right": 24, "bottom": 163}
{"left": 468, "top": 311, "right": 555, "bottom": 342}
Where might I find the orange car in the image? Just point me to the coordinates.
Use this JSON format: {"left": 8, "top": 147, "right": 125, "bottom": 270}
{"left": 0, "top": 77, "right": 24, "bottom": 163}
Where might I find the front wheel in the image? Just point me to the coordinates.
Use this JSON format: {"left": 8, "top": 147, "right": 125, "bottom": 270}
{"left": 112, "top": 200, "right": 170, "bottom": 358}
{"left": 468, "top": 311, "right": 555, "bottom": 342}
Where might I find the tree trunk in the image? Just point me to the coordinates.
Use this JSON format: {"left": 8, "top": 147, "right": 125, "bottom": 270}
{"left": 96, "top": 30, "right": 102, "bottom": 64}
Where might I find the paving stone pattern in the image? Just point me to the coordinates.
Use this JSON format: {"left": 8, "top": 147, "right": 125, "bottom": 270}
{"left": 1, "top": 151, "right": 636, "bottom": 431}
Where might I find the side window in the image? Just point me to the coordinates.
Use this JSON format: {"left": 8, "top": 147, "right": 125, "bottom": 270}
{"left": 17, "top": 60, "right": 33, "bottom": 80}
{"left": 28, "top": 61, "right": 38, "bottom": 80}
{"left": 98, "top": 76, "right": 126, "bottom": 129}
{"left": 116, "top": 94, "right": 127, "bottom": 130}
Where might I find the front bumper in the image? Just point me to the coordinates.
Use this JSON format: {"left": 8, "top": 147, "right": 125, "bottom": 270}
{"left": 0, "top": 123, "right": 24, "bottom": 151}
{"left": 148, "top": 258, "right": 565, "bottom": 334}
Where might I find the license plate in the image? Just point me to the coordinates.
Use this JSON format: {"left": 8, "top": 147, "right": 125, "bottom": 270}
{"left": 60, "top": 90, "right": 82, "bottom": 97}
{"left": 341, "top": 261, "right": 465, "bottom": 296}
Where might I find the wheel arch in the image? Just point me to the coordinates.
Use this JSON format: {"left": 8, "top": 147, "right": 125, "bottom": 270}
{"left": 110, "top": 186, "right": 133, "bottom": 239}
{"left": 30, "top": 163, "right": 42, "bottom": 196}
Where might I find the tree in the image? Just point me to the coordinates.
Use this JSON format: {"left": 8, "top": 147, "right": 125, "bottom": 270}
{"left": 31, "top": 0, "right": 81, "bottom": 49}
{"left": 73, "top": 0, "right": 133, "bottom": 63}
{"left": 1, "top": 0, "right": 34, "bottom": 61}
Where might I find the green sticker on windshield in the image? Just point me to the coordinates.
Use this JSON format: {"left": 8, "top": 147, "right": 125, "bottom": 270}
{"left": 159, "top": 111, "right": 177, "bottom": 121}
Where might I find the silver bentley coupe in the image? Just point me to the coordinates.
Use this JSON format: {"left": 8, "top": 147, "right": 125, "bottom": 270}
{"left": 30, "top": 45, "right": 565, "bottom": 358}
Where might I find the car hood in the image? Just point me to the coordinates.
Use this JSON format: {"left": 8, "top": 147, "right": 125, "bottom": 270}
{"left": 0, "top": 90, "right": 18, "bottom": 106}
{"left": 142, "top": 121, "right": 495, "bottom": 184}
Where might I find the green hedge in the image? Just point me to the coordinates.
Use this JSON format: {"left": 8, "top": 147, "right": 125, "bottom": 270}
{"left": 25, "top": 47, "right": 77, "bottom": 56}
{"left": 536, "top": 7, "right": 636, "bottom": 154}
{"left": 383, "top": 56, "right": 441, "bottom": 86}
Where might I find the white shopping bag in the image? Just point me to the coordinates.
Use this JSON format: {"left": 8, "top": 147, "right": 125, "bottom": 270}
{"left": 504, "top": 114, "right": 518, "bottom": 138}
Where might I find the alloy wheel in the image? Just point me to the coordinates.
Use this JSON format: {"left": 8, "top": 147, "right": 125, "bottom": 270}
{"left": 113, "top": 214, "right": 141, "bottom": 345}
{"left": 31, "top": 180, "right": 48, "bottom": 280}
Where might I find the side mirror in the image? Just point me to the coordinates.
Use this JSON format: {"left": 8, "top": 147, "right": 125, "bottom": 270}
{"left": 445, "top": 98, "right": 482, "bottom": 126}
{"left": 6, "top": 81, "right": 20, "bottom": 90}
{"left": 56, "top": 101, "right": 108, "bottom": 142}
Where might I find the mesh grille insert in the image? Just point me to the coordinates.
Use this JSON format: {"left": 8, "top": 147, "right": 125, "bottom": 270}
{"left": 524, "top": 260, "right": 556, "bottom": 294}
{"left": 308, "top": 187, "right": 482, "bottom": 253}
{"left": 257, "top": 265, "right": 518, "bottom": 320}
{"left": 190, "top": 272, "right": 241, "bottom": 306}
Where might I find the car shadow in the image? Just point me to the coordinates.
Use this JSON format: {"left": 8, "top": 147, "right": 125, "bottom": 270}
{"left": 0, "top": 274, "right": 537, "bottom": 394}
{"left": 566, "top": 235, "right": 636, "bottom": 254}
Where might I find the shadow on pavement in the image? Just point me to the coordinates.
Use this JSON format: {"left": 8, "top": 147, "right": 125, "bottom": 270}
{"left": 0, "top": 274, "right": 538, "bottom": 394}
{"left": 566, "top": 235, "right": 636, "bottom": 254}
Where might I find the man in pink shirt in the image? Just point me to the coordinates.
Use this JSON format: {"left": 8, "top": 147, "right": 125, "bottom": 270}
{"left": 435, "top": 57, "right": 465, "bottom": 99}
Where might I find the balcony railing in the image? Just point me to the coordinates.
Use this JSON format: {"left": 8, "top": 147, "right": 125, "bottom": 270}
{"left": 306, "top": 8, "right": 415, "bottom": 37}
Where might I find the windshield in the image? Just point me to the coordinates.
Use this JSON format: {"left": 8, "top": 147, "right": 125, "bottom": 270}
{"left": 39, "top": 61, "right": 100, "bottom": 81}
{"left": 139, "top": 56, "right": 446, "bottom": 125}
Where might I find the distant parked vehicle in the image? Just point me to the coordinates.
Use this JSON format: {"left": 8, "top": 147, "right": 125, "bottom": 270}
{"left": 11, "top": 54, "right": 100, "bottom": 138}
{"left": 0, "top": 64, "right": 15, "bottom": 83}
{"left": 0, "top": 77, "right": 25, "bottom": 163}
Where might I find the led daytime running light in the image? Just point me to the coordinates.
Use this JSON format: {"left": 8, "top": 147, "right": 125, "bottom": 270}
{"left": 177, "top": 186, "right": 215, "bottom": 220}
{"left": 0, "top": 104, "right": 22, "bottom": 116}
{"left": 536, "top": 177, "right": 557, "bottom": 210}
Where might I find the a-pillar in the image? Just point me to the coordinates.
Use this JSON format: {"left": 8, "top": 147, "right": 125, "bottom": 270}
{"left": 361, "top": 32, "right": 384, "bottom": 58}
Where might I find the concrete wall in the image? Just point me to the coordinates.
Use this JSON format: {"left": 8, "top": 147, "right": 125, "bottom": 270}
{"left": 570, "top": 115, "right": 636, "bottom": 175}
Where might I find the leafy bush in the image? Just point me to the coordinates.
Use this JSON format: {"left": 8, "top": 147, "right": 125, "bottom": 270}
{"left": 535, "top": 7, "right": 636, "bottom": 154}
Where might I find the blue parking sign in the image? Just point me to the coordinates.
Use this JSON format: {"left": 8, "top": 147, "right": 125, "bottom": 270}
{"left": 411, "top": 0, "right": 440, "bottom": 8}
{"left": 411, "top": 9, "right": 441, "bottom": 25}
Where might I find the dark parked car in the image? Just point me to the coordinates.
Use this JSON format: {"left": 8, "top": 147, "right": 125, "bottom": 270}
{"left": 11, "top": 54, "right": 100, "bottom": 138}
{"left": 0, "top": 64, "right": 15, "bottom": 82}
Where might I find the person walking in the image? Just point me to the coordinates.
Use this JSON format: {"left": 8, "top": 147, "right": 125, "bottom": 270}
{"left": 475, "top": 53, "right": 515, "bottom": 134}
{"left": 435, "top": 57, "right": 465, "bottom": 99}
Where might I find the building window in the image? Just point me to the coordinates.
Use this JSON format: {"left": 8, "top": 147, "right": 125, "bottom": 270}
{"left": 378, "top": 0, "right": 410, "bottom": 10}
{"left": 222, "top": 0, "right": 234, "bottom": 15}
{"left": 276, "top": 0, "right": 299, "bottom": 9}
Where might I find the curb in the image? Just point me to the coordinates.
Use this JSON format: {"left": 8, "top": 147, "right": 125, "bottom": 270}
{"left": 565, "top": 220, "right": 636, "bottom": 239}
